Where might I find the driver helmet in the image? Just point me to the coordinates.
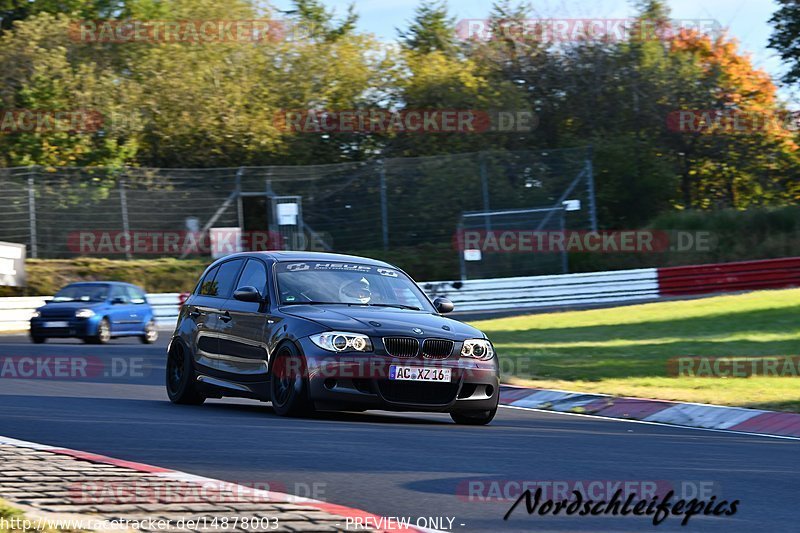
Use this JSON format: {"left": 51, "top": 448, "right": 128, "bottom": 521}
{"left": 339, "top": 277, "right": 371, "bottom": 304}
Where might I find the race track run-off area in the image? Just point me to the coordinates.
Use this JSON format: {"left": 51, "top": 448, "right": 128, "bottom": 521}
{"left": 0, "top": 334, "right": 797, "bottom": 532}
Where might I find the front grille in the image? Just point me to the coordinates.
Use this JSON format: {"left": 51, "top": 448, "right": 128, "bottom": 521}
{"left": 383, "top": 337, "right": 419, "bottom": 358}
{"left": 378, "top": 380, "right": 459, "bottom": 405}
{"left": 40, "top": 309, "right": 75, "bottom": 319}
{"left": 422, "top": 339, "right": 454, "bottom": 359}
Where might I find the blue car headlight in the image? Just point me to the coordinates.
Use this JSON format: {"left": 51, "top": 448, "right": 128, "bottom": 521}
{"left": 75, "top": 308, "right": 96, "bottom": 319}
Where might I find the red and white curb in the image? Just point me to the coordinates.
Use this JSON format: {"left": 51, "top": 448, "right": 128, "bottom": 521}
{"left": 499, "top": 385, "right": 800, "bottom": 440}
{"left": 0, "top": 435, "right": 441, "bottom": 533}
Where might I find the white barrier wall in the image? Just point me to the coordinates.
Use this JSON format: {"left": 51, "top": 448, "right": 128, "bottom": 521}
{"left": 423, "top": 268, "right": 659, "bottom": 312}
{"left": 0, "top": 293, "right": 183, "bottom": 332}
{"left": 0, "top": 268, "right": 661, "bottom": 332}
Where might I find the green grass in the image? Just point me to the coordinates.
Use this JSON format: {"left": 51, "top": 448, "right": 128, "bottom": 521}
{"left": 470, "top": 288, "right": 800, "bottom": 412}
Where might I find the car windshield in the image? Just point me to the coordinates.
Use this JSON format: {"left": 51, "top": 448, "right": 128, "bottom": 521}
{"left": 51, "top": 284, "right": 109, "bottom": 303}
{"left": 276, "top": 262, "right": 434, "bottom": 311}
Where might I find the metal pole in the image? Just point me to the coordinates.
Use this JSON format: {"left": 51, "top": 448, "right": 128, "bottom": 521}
{"left": 586, "top": 145, "right": 598, "bottom": 232}
{"left": 119, "top": 178, "right": 132, "bottom": 260}
{"left": 235, "top": 168, "right": 245, "bottom": 252}
{"left": 480, "top": 152, "right": 491, "bottom": 232}
{"left": 559, "top": 208, "right": 569, "bottom": 274}
{"left": 379, "top": 161, "right": 389, "bottom": 251}
{"left": 27, "top": 171, "right": 37, "bottom": 259}
{"left": 458, "top": 220, "right": 467, "bottom": 282}
{"left": 236, "top": 168, "right": 245, "bottom": 231}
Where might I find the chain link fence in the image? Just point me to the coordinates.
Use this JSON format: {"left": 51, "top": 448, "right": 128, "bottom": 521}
{"left": 0, "top": 147, "right": 595, "bottom": 279}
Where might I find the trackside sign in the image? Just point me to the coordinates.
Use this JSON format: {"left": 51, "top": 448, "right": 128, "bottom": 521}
{"left": 0, "top": 242, "right": 25, "bottom": 287}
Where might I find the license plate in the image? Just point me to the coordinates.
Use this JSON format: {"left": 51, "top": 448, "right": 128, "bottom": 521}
{"left": 43, "top": 321, "right": 69, "bottom": 328}
{"left": 389, "top": 365, "right": 451, "bottom": 382}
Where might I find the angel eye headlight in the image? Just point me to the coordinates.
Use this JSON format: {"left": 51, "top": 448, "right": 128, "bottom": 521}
{"left": 461, "top": 339, "right": 495, "bottom": 360}
{"left": 310, "top": 332, "right": 373, "bottom": 353}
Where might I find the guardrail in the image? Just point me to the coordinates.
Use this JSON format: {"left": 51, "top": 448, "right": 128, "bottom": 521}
{"left": 1, "top": 257, "right": 799, "bottom": 332}
{"left": 423, "top": 268, "right": 660, "bottom": 313}
{"left": 0, "top": 293, "right": 183, "bottom": 332}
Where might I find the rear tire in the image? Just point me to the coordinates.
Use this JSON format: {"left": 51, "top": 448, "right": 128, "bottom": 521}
{"left": 450, "top": 408, "right": 497, "bottom": 426}
{"left": 166, "top": 343, "right": 205, "bottom": 405}
{"left": 270, "top": 343, "right": 313, "bottom": 417}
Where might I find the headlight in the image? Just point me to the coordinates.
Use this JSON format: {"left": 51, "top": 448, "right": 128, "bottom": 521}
{"left": 75, "top": 308, "right": 95, "bottom": 319}
{"left": 31, "top": 310, "right": 41, "bottom": 318}
{"left": 461, "top": 339, "right": 495, "bottom": 360}
{"left": 310, "top": 331, "right": 373, "bottom": 353}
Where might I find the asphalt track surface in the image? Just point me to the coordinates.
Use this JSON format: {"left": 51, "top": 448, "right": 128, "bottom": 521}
{"left": 0, "top": 334, "right": 796, "bottom": 532}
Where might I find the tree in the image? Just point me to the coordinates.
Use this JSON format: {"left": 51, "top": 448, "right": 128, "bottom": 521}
{"left": 398, "top": 0, "right": 458, "bottom": 56}
{"left": 769, "top": 0, "right": 800, "bottom": 84}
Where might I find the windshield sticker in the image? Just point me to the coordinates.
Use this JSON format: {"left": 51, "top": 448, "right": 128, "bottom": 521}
{"left": 377, "top": 268, "right": 399, "bottom": 277}
{"left": 311, "top": 263, "right": 372, "bottom": 272}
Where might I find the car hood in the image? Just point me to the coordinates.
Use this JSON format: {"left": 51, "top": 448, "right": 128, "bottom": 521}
{"left": 39, "top": 301, "right": 105, "bottom": 311}
{"left": 280, "top": 305, "right": 484, "bottom": 340}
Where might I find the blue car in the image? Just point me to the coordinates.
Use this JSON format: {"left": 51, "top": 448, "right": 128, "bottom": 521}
{"left": 30, "top": 282, "right": 158, "bottom": 344}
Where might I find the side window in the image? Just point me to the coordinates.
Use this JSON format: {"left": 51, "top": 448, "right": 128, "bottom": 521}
{"left": 199, "top": 265, "right": 220, "bottom": 296}
{"left": 213, "top": 259, "right": 245, "bottom": 299}
{"left": 126, "top": 286, "right": 147, "bottom": 304}
{"left": 110, "top": 285, "right": 129, "bottom": 303}
{"left": 236, "top": 259, "right": 268, "bottom": 296}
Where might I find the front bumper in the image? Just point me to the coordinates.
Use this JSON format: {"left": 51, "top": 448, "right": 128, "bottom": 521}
{"left": 298, "top": 338, "right": 500, "bottom": 413}
{"left": 30, "top": 317, "right": 98, "bottom": 338}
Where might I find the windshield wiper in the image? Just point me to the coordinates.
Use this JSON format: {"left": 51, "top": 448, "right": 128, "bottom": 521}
{"left": 364, "top": 303, "right": 421, "bottom": 311}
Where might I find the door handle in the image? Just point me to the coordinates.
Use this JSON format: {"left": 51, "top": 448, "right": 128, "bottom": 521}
{"left": 189, "top": 309, "right": 204, "bottom": 319}
{"left": 219, "top": 312, "right": 232, "bottom": 323}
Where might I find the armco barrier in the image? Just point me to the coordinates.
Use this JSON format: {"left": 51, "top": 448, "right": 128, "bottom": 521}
{"left": 658, "top": 257, "right": 800, "bottom": 296}
{"left": 423, "top": 268, "right": 660, "bottom": 313}
{"left": 0, "top": 293, "right": 183, "bottom": 332}
{"left": 1, "top": 257, "right": 799, "bottom": 332}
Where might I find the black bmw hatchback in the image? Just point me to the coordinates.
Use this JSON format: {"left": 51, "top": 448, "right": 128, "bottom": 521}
{"left": 167, "top": 251, "right": 500, "bottom": 425}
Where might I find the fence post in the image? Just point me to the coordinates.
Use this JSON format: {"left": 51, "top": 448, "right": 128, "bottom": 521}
{"left": 586, "top": 145, "right": 598, "bottom": 232}
{"left": 480, "top": 152, "right": 491, "bottom": 231}
{"left": 379, "top": 160, "right": 389, "bottom": 251}
{"left": 119, "top": 177, "right": 132, "bottom": 260}
{"left": 236, "top": 167, "right": 245, "bottom": 232}
{"left": 27, "top": 170, "right": 38, "bottom": 259}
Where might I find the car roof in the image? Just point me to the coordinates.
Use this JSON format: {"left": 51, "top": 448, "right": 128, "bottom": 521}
{"left": 65, "top": 281, "right": 139, "bottom": 287}
{"left": 216, "top": 251, "right": 395, "bottom": 268}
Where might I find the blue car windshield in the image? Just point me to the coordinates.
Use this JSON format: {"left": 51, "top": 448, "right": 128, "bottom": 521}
{"left": 276, "top": 262, "right": 434, "bottom": 311}
{"left": 52, "top": 284, "right": 110, "bottom": 303}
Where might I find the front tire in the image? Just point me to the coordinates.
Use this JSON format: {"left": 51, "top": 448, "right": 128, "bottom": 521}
{"left": 88, "top": 318, "right": 112, "bottom": 345}
{"left": 166, "top": 343, "right": 205, "bottom": 405}
{"left": 30, "top": 335, "right": 46, "bottom": 344}
{"left": 140, "top": 320, "right": 158, "bottom": 344}
{"left": 450, "top": 408, "right": 497, "bottom": 426}
{"left": 270, "top": 343, "right": 313, "bottom": 417}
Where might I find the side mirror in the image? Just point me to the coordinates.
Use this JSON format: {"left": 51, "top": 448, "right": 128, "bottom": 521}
{"left": 111, "top": 297, "right": 126, "bottom": 305}
{"left": 433, "top": 297, "right": 454, "bottom": 314}
{"left": 234, "top": 286, "right": 263, "bottom": 303}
